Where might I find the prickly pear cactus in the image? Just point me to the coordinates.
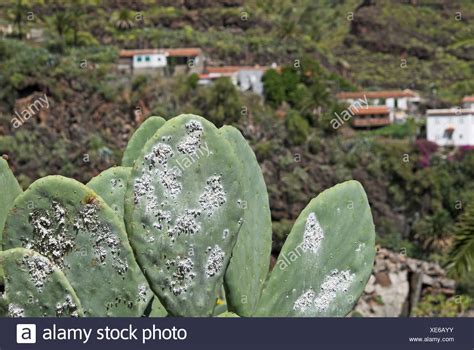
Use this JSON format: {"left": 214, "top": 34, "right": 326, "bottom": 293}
{"left": 125, "top": 114, "right": 244, "bottom": 316}
{"left": 87, "top": 166, "right": 131, "bottom": 220}
{"left": 254, "top": 181, "right": 375, "bottom": 317}
{"left": 219, "top": 126, "right": 272, "bottom": 316}
{"left": 2, "top": 176, "right": 154, "bottom": 316}
{"left": 144, "top": 297, "right": 168, "bottom": 317}
{"left": 122, "top": 116, "right": 166, "bottom": 167}
{"left": 217, "top": 311, "right": 239, "bottom": 317}
{"left": 0, "top": 248, "right": 84, "bottom": 317}
{"left": 87, "top": 167, "right": 168, "bottom": 317}
{"left": 0, "top": 158, "right": 22, "bottom": 248}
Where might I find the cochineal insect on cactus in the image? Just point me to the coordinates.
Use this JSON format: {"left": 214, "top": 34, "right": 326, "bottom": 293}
{"left": 0, "top": 114, "right": 376, "bottom": 317}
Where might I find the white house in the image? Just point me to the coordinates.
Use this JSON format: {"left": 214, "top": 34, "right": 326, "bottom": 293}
{"left": 118, "top": 48, "right": 203, "bottom": 75}
{"left": 426, "top": 109, "right": 474, "bottom": 146}
{"left": 462, "top": 95, "right": 474, "bottom": 109}
{"left": 198, "top": 65, "right": 270, "bottom": 95}
{"left": 133, "top": 52, "right": 167, "bottom": 69}
{"left": 336, "top": 89, "right": 420, "bottom": 123}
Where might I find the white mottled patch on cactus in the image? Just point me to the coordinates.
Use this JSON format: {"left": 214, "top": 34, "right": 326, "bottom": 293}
{"left": 56, "top": 294, "right": 79, "bottom": 317}
{"left": 302, "top": 212, "right": 324, "bottom": 254}
{"left": 152, "top": 209, "right": 172, "bottom": 230}
{"left": 8, "top": 303, "right": 24, "bottom": 317}
{"left": 26, "top": 201, "right": 75, "bottom": 268}
{"left": 313, "top": 269, "right": 355, "bottom": 312}
{"left": 199, "top": 175, "right": 226, "bottom": 217}
{"left": 144, "top": 143, "right": 174, "bottom": 169}
{"left": 293, "top": 289, "right": 316, "bottom": 312}
{"left": 177, "top": 120, "right": 203, "bottom": 155}
{"left": 205, "top": 245, "right": 225, "bottom": 278}
{"left": 356, "top": 243, "right": 366, "bottom": 252}
{"left": 168, "top": 209, "right": 201, "bottom": 242}
{"left": 110, "top": 177, "right": 124, "bottom": 189}
{"left": 222, "top": 229, "right": 229, "bottom": 239}
{"left": 22, "top": 255, "right": 53, "bottom": 292}
{"left": 158, "top": 166, "right": 182, "bottom": 199}
{"left": 137, "top": 284, "right": 148, "bottom": 302}
{"left": 165, "top": 257, "right": 196, "bottom": 296}
{"left": 134, "top": 172, "right": 153, "bottom": 204}
{"left": 74, "top": 204, "right": 128, "bottom": 275}
{"left": 135, "top": 141, "right": 183, "bottom": 206}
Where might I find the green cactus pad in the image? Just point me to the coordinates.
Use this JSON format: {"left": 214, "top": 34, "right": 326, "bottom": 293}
{"left": 87, "top": 166, "right": 131, "bottom": 220}
{"left": 122, "top": 116, "right": 166, "bottom": 167}
{"left": 217, "top": 311, "right": 239, "bottom": 317}
{"left": 125, "top": 114, "right": 244, "bottom": 316}
{"left": 87, "top": 167, "right": 167, "bottom": 316}
{"left": 0, "top": 158, "right": 22, "bottom": 248}
{"left": 219, "top": 126, "right": 272, "bottom": 316}
{"left": 1, "top": 248, "right": 84, "bottom": 317}
{"left": 2, "top": 176, "right": 154, "bottom": 316}
{"left": 146, "top": 297, "right": 168, "bottom": 317}
{"left": 254, "top": 180, "right": 375, "bottom": 317}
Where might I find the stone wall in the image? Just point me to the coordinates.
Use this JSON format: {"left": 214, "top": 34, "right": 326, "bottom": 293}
{"left": 354, "top": 248, "right": 456, "bottom": 317}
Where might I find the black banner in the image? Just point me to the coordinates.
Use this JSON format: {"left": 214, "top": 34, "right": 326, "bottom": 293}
{"left": 1, "top": 317, "right": 473, "bottom": 349}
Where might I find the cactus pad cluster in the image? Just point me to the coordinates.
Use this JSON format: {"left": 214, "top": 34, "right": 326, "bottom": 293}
{"left": 0, "top": 114, "right": 375, "bottom": 317}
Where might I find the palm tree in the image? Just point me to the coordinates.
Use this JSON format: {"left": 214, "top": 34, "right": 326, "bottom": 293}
{"left": 7, "top": 0, "right": 28, "bottom": 39}
{"left": 446, "top": 204, "right": 474, "bottom": 278}
{"left": 114, "top": 9, "right": 135, "bottom": 30}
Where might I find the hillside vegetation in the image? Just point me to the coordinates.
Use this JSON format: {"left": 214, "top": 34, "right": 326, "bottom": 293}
{"left": 0, "top": 0, "right": 473, "bottom": 296}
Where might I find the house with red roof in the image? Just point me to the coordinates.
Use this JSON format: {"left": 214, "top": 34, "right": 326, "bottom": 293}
{"left": 426, "top": 108, "right": 474, "bottom": 146}
{"left": 336, "top": 89, "right": 421, "bottom": 124}
{"left": 198, "top": 65, "right": 274, "bottom": 95}
{"left": 350, "top": 106, "right": 391, "bottom": 128}
{"left": 462, "top": 95, "right": 474, "bottom": 109}
{"left": 118, "top": 48, "right": 203, "bottom": 75}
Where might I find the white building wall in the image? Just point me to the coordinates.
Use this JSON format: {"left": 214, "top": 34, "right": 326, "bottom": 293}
{"left": 427, "top": 114, "right": 474, "bottom": 146}
{"left": 398, "top": 97, "right": 408, "bottom": 110}
{"left": 133, "top": 54, "right": 167, "bottom": 69}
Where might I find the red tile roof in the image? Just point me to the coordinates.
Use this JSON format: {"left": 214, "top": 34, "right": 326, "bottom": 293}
{"left": 337, "top": 89, "right": 418, "bottom": 100}
{"left": 119, "top": 49, "right": 159, "bottom": 57}
{"left": 165, "top": 48, "right": 202, "bottom": 57}
{"left": 462, "top": 95, "right": 474, "bottom": 103}
{"left": 350, "top": 105, "right": 390, "bottom": 115}
{"left": 119, "top": 48, "right": 202, "bottom": 58}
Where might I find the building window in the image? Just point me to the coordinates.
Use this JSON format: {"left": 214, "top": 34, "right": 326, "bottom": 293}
{"left": 145, "top": 56, "right": 150, "bottom": 62}
{"left": 443, "top": 128, "right": 454, "bottom": 140}
{"left": 136, "top": 56, "right": 142, "bottom": 62}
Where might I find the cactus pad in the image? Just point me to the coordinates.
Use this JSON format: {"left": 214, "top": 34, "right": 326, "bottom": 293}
{"left": 87, "top": 166, "right": 131, "bottom": 220}
{"left": 0, "top": 158, "right": 22, "bottom": 248}
{"left": 2, "top": 176, "right": 154, "bottom": 316}
{"left": 125, "top": 114, "right": 244, "bottom": 316}
{"left": 0, "top": 248, "right": 83, "bottom": 317}
{"left": 254, "top": 181, "right": 376, "bottom": 317}
{"left": 122, "top": 116, "right": 166, "bottom": 167}
{"left": 219, "top": 126, "right": 272, "bottom": 316}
